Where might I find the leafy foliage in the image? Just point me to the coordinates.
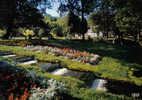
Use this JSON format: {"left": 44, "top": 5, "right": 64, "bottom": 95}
{"left": 0, "top": 28, "right": 7, "bottom": 37}
{"left": 58, "top": 0, "right": 97, "bottom": 40}
{"left": 89, "top": 0, "right": 142, "bottom": 43}
{"left": 18, "top": 28, "right": 35, "bottom": 40}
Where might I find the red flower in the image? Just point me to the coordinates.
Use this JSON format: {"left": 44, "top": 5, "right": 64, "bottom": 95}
{"left": 24, "top": 88, "right": 28, "bottom": 93}
{"left": 5, "top": 75, "right": 10, "bottom": 80}
{"left": 24, "top": 81, "right": 27, "bottom": 85}
{"left": 17, "top": 73, "right": 20, "bottom": 78}
{"left": 33, "top": 84, "right": 37, "bottom": 88}
{"left": 30, "top": 84, "right": 33, "bottom": 88}
{"left": 82, "top": 58, "right": 86, "bottom": 63}
{"left": 11, "top": 73, "right": 15, "bottom": 77}
{"left": 23, "top": 73, "right": 26, "bottom": 78}
{"left": 7, "top": 88, "right": 13, "bottom": 92}
{"left": 69, "top": 56, "right": 73, "bottom": 59}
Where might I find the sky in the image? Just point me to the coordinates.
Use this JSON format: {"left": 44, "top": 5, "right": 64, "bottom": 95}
{"left": 46, "top": 8, "right": 59, "bottom": 17}
{"left": 46, "top": 2, "right": 60, "bottom": 17}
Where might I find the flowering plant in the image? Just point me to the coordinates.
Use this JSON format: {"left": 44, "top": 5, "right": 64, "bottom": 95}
{"left": 29, "top": 79, "right": 67, "bottom": 100}
{"left": 0, "top": 61, "right": 38, "bottom": 100}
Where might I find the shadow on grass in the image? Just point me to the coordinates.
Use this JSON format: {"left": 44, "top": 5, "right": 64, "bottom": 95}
{"left": 45, "top": 39, "right": 142, "bottom": 66}
{"left": 0, "top": 38, "right": 142, "bottom": 68}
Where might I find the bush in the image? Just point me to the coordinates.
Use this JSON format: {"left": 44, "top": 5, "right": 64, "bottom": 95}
{"left": 29, "top": 79, "right": 67, "bottom": 100}
{"left": 51, "top": 26, "right": 64, "bottom": 37}
{"left": 0, "top": 28, "right": 7, "bottom": 37}
{"left": 18, "top": 27, "right": 35, "bottom": 40}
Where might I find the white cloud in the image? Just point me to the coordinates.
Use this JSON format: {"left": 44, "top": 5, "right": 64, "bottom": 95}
{"left": 46, "top": 9, "right": 59, "bottom": 17}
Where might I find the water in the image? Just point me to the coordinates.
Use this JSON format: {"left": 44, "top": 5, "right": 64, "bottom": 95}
{"left": 90, "top": 79, "right": 107, "bottom": 91}
{"left": 90, "top": 78, "right": 142, "bottom": 98}
{"left": 51, "top": 68, "right": 69, "bottom": 75}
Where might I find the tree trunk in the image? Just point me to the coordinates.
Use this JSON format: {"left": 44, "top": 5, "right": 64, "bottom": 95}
{"left": 137, "top": 31, "right": 140, "bottom": 43}
{"left": 81, "top": 1, "right": 85, "bottom": 41}
{"left": 134, "top": 35, "right": 137, "bottom": 43}
{"left": 29, "top": 35, "right": 32, "bottom": 40}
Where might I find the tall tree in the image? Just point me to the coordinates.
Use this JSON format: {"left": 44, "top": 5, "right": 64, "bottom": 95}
{"left": 66, "top": 11, "right": 81, "bottom": 35}
{"left": 2, "top": 0, "right": 51, "bottom": 39}
{"left": 58, "top": 0, "right": 98, "bottom": 40}
{"left": 113, "top": 0, "right": 142, "bottom": 42}
{"left": 89, "top": 0, "right": 142, "bottom": 44}
{"left": 89, "top": 0, "right": 116, "bottom": 39}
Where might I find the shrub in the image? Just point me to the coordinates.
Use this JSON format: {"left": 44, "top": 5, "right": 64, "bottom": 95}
{"left": 18, "top": 28, "right": 35, "bottom": 40}
{"left": 29, "top": 79, "right": 67, "bottom": 100}
{"left": 51, "top": 26, "right": 64, "bottom": 37}
{"left": 0, "top": 28, "right": 7, "bottom": 37}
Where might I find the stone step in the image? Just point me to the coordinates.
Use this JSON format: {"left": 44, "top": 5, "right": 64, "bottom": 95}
{"left": 20, "top": 60, "right": 37, "bottom": 65}
{"left": 2, "top": 54, "right": 16, "bottom": 58}
{"left": 16, "top": 57, "right": 35, "bottom": 63}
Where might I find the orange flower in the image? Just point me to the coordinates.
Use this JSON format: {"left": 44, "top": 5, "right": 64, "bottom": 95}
{"left": 15, "top": 97, "right": 19, "bottom": 100}
{"left": 69, "top": 52, "right": 73, "bottom": 54}
{"left": 20, "top": 95, "right": 27, "bottom": 100}
{"left": 75, "top": 52, "right": 80, "bottom": 56}
{"left": 8, "top": 93, "right": 14, "bottom": 100}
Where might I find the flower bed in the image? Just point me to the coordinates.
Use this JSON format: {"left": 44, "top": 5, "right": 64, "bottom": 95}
{"left": 24, "top": 45, "right": 102, "bottom": 65}
{"left": 0, "top": 60, "right": 67, "bottom": 100}
{"left": 0, "top": 63, "right": 36, "bottom": 100}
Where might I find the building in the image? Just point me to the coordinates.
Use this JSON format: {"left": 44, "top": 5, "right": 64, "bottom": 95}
{"left": 86, "top": 26, "right": 103, "bottom": 38}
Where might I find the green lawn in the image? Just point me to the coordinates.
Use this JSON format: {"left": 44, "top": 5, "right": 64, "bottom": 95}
{"left": 0, "top": 39, "right": 142, "bottom": 85}
{"left": 0, "top": 39, "right": 142, "bottom": 100}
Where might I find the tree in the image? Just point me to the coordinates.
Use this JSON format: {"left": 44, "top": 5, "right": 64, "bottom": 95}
{"left": 66, "top": 11, "right": 81, "bottom": 36}
{"left": 18, "top": 27, "right": 35, "bottom": 40}
{"left": 56, "top": 16, "right": 70, "bottom": 38}
{"left": 89, "top": 0, "right": 142, "bottom": 44}
{"left": 115, "top": 9, "right": 141, "bottom": 42}
{"left": 0, "top": 28, "right": 7, "bottom": 38}
{"left": 2, "top": 0, "right": 51, "bottom": 39}
{"left": 58, "top": 0, "right": 98, "bottom": 40}
{"left": 113, "top": 0, "right": 142, "bottom": 43}
{"left": 89, "top": 0, "right": 115, "bottom": 40}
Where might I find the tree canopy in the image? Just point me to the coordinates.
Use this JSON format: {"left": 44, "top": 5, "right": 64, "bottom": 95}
{"left": 57, "top": 0, "right": 97, "bottom": 40}
{"left": 2, "top": 0, "right": 51, "bottom": 39}
{"left": 89, "top": 0, "right": 142, "bottom": 43}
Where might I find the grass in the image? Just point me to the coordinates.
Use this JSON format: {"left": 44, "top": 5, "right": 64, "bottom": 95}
{"left": 0, "top": 39, "right": 142, "bottom": 99}
{"left": 16, "top": 64, "right": 132, "bottom": 100}
{"left": 0, "top": 40, "right": 142, "bottom": 86}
